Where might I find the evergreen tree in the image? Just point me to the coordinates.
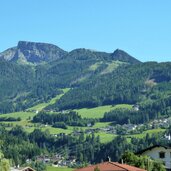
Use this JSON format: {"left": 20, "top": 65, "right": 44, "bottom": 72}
{"left": 0, "top": 152, "right": 10, "bottom": 171}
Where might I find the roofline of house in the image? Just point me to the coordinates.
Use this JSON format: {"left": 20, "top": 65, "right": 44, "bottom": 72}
{"left": 74, "top": 161, "right": 146, "bottom": 171}
{"left": 109, "top": 162, "right": 129, "bottom": 171}
{"left": 136, "top": 145, "right": 169, "bottom": 155}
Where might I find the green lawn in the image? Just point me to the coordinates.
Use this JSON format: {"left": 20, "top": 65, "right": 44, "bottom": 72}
{"left": 75, "top": 104, "right": 132, "bottom": 118}
{"left": 47, "top": 166, "right": 74, "bottom": 171}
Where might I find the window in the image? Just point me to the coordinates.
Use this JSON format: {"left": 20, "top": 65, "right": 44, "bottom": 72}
{"left": 159, "top": 151, "right": 165, "bottom": 159}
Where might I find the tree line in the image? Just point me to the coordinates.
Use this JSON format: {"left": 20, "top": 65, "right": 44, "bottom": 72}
{"left": 32, "top": 111, "right": 96, "bottom": 127}
{"left": 0, "top": 124, "right": 170, "bottom": 167}
{"left": 54, "top": 62, "right": 171, "bottom": 112}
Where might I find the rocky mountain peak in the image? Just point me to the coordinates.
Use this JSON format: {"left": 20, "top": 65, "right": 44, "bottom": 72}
{"left": 111, "top": 49, "right": 141, "bottom": 64}
{"left": 0, "top": 41, "right": 67, "bottom": 64}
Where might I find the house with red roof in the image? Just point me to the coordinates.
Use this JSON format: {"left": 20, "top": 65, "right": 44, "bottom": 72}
{"left": 74, "top": 161, "right": 146, "bottom": 171}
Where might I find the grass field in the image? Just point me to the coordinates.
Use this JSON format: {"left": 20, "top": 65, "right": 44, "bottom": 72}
{"left": 29, "top": 88, "right": 70, "bottom": 111}
{"left": 0, "top": 88, "right": 70, "bottom": 121}
{"left": 126, "top": 128, "right": 165, "bottom": 139}
{"left": 0, "top": 88, "right": 72, "bottom": 134}
{"left": 92, "top": 122, "right": 111, "bottom": 128}
{"left": 47, "top": 166, "right": 74, "bottom": 171}
{"left": 0, "top": 95, "right": 155, "bottom": 145}
{"left": 95, "top": 132, "right": 116, "bottom": 143}
{"left": 0, "top": 111, "right": 36, "bottom": 120}
{"left": 75, "top": 104, "right": 132, "bottom": 118}
{"left": 26, "top": 125, "right": 73, "bottom": 134}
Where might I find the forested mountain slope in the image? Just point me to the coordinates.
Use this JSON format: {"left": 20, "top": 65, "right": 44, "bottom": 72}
{"left": 52, "top": 62, "right": 171, "bottom": 111}
{"left": 0, "top": 41, "right": 137, "bottom": 113}
{"left": 0, "top": 41, "right": 171, "bottom": 118}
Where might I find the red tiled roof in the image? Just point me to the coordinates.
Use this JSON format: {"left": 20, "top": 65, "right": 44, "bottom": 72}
{"left": 74, "top": 162, "right": 147, "bottom": 171}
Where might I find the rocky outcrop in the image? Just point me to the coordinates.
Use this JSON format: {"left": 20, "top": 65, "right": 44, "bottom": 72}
{"left": 0, "top": 41, "right": 67, "bottom": 63}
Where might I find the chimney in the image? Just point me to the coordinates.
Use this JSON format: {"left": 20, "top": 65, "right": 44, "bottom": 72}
{"left": 108, "top": 156, "right": 111, "bottom": 162}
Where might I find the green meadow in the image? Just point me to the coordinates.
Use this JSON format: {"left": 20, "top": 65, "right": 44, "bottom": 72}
{"left": 0, "top": 111, "right": 36, "bottom": 120}
{"left": 95, "top": 132, "right": 116, "bottom": 143}
{"left": 0, "top": 88, "right": 70, "bottom": 121}
{"left": 0, "top": 89, "right": 158, "bottom": 145}
{"left": 29, "top": 88, "right": 70, "bottom": 111}
{"left": 75, "top": 104, "right": 132, "bottom": 118}
{"left": 126, "top": 128, "right": 165, "bottom": 139}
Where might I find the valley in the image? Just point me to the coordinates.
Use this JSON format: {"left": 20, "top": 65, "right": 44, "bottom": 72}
{"left": 0, "top": 41, "right": 171, "bottom": 170}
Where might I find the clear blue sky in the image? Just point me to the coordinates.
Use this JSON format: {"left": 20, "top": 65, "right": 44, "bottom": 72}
{"left": 0, "top": 0, "right": 171, "bottom": 62}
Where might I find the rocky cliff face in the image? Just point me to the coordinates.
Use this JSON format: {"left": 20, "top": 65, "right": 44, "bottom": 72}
{"left": 0, "top": 47, "right": 17, "bottom": 61}
{"left": 0, "top": 41, "right": 67, "bottom": 63}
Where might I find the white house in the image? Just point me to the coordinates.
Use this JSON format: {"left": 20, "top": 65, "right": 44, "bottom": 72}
{"left": 138, "top": 145, "right": 171, "bottom": 171}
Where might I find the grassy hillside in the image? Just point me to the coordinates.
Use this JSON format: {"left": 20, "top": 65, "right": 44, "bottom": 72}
{"left": 126, "top": 128, "right": 166, "bottom": 139}
{"left": 29, "top": 88, "right": 70, "bottom": 111}
{"left": 75, "top": 104, "right": 132, "bottom": 118}
{"left": 101, "top": 60, "right": 125, "bottom": 74}
{"left": 0, "top": 111, "right": 35, "bottom": 120}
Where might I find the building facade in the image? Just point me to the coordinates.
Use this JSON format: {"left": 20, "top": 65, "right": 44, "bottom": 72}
{"left": 138, "top": 145, "right": 171, "bottom": 171}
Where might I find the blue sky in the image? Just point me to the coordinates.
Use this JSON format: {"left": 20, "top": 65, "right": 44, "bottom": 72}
{"left": 0, "top": 0, "right": 171, "bottom": 62}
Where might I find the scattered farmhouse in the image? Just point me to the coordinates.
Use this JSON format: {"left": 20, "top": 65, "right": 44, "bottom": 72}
{"left": 137, "top": 145, "right": 171, "bottom": 171}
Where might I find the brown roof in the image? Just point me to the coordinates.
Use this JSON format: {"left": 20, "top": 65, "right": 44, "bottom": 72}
{"left": 74, "top": 162, "right": 146, "bottom": 171}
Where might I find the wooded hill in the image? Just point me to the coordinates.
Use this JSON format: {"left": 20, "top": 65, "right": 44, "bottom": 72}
{"left": 0, "top": 41, "right": 171, "bottom": 124}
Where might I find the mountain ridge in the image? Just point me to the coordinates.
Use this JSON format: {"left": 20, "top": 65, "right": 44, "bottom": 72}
{"left": 0, "top": 41, "right": 67, "bottom": 63}
{"left": 0, "top": 41, "right": 141, "bottom": 64}
{"left": 1, "top": 40, "right": 171, "bottom": 115}
{"left": 111, "top": 49, "right": 141, "bottom": 64}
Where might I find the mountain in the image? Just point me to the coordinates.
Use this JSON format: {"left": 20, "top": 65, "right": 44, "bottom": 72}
{"left": 50, "top": 62, "right": 171, "bottom": 112}
{"left": 4, "top": 40, "right": 170, "bottom": 115}
{"left": 0, "top": 41, "right": 67, "bottom": 63}
{"left": 64, "top": 48, "right": 111, "bottom": 61}
{"left": 111, "top": 49, "right": 141, "bottom": 64}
